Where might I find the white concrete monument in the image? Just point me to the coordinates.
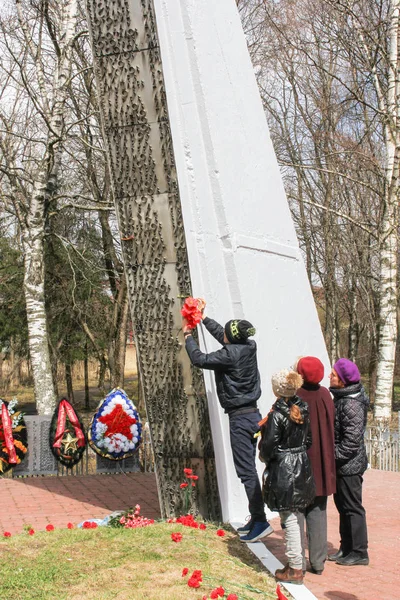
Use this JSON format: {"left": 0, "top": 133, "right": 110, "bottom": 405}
{"left": 85, "top": 0, "right": 329, "bottom": 523}
{"left": 154, "top": 0, "right": 330, "bottom": 522}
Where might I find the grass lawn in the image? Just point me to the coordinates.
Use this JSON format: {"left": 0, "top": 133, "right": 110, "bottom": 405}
{"left": 0, "top": 521, "right": 284, "bottom": 600}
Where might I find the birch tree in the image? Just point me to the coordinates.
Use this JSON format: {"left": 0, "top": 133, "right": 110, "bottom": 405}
{"left": 0, "top": 0, "right": 79, "bottom": 413}
{"left": 240, "top": 0, "right": 400, "bottom": 420}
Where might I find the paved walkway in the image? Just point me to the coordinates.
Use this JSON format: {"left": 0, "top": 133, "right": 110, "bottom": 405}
{"left": 0, "top": 469, "right": 399, "bottom": 599}
{"left": 0, "top": 472, "right": 161, "bottom": 533}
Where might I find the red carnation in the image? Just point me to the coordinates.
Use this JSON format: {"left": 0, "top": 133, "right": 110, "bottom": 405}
{"left": 46, "top": 524, "right": 55, "bottom": 532}
{"left": 216, "top": 529, "right": 225, "bottom": 537}
{"left": 188, "top": 577, "right": 201, "bottom": 588}
{"left": 191, "top": 569, "right": 202, "bottom": 582}
{"left": 67, "top": 522, "right": 74, "bottom": 529}
{"left": 276, "top": 585, "right": 289, "bottom": 600}
{"left": 183, "top": 468, "right": 193, "bottom": 476}
{"left": 3, "top": 532, "right": 11, "bottom": 538}
{"left": 187, "top": 474, "right": 199, "bottom": 480}
{"left": 181, "top": 297, "right": 203, "bottom": 329}
{"left": 210, "top": 591, "right": 219, "bottom": 599}
{"left": 171, "top": 532, "right": 183, "bottom": 543}
{"left": 227, "top": 595, "right": 238, "bottom": 600}
{"left": 216, "top": 587, "right": 225, "bottom": 597}
{"left": 182, "top": 567, "right": 189, "bottom": 577}
{"left": 199, "top": 523, "right": 206, "bottom": 530}
{"left": 180, "top": 482, "right": 188, "bottom": 488}
{"left": 28, "top": 529, "right": 35, "bottom": 536}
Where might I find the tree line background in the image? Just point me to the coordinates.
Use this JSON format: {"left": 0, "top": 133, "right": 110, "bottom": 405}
{"left": 0, "top": 0, "right": 399, "bottom": 424}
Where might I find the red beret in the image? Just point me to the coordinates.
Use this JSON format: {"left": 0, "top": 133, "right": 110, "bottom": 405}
{"left": 297, "top": 356, "right": 324, "bottom": 384}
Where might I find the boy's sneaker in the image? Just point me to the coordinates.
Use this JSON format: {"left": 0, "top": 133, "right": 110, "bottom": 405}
{"left": 237, "top": 517, "right": 254, "bottom": 534}
{"left": 239, "top": 521, "right": 274, "bottom": 543}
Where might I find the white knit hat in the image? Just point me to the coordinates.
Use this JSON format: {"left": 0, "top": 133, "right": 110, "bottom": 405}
{"left": 271, "top": 369, "right": 303, "bottom": 398}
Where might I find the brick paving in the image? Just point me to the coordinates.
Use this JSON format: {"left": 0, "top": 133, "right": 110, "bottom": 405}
{"left": 0, "top": 469, "right": 398, "bottom": 599}
{"left": 0, "top": 472, "right": 161, "bottom": 533}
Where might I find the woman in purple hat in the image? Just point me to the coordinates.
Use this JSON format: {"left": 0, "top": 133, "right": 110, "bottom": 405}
{"left": 328, "top": 358, "right": 369, "bottom": 566}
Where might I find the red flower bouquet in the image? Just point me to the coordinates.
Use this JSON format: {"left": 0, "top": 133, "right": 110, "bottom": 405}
{"left": 181, "top": 297, "right": 203, "bottom": 329}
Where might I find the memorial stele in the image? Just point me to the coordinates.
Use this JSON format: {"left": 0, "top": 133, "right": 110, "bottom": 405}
{"left": 85, "top": 0, "right": 330, "bottom": 523}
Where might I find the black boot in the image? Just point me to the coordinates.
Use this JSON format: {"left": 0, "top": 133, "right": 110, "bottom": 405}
{"left": 336, "top": 552, "right": 369, "bottom": 566}
{"left": 327, "top": 548, "right": 344, "bottom": 561}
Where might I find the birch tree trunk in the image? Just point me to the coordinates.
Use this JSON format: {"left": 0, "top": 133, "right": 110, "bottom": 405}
{"left": 17, "top": 0, "right": 78, "bottom": 414}
{"left": 374, "top": 0, "right": 400, "bottom": 422}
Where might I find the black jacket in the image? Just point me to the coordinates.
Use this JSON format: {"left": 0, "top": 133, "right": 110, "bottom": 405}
{"left": 330, "top": 383, "right": 369, "bottom": 476}
{"left": 185, "top": 317, "right": 261, "bottom": 413}
{"left": 259, "top": 397, "right": 315, "bottom": 511}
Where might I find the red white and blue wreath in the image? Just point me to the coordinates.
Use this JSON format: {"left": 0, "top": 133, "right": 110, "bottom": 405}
{"left": 88, "top": 388, "right": 142, "bottom": 460}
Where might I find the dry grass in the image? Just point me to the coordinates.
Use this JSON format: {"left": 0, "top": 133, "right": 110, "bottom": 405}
{"left": 0, "top": 522, "right": 284, "bottom": 600}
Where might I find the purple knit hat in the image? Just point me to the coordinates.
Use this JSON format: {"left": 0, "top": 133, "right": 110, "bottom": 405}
{"left": 333, "top": 358, "right": 361, "bottom": 385}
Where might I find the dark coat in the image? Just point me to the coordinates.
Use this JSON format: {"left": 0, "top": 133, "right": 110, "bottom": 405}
{"left": 259, "top": 397, "right": 315, "bottom": 512}
{"left": 330, "top": 383, "right": 369, "bottom": 477}
{"left": 185, "top": 317, "right": 261, "bottom": 413}
{"left": 297, "top": 384, "right": 336, "bottom": 496}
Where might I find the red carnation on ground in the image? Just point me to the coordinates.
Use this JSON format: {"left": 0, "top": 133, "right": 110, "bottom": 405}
{"left": 276, "top": 585, "right": 289, "bottom": 600}
{"left": 82, "top": 521, "right": 98, "bottom": 529}
{"left": 216, "top": 528, "right": 225, "bottom": 537}
{"left": 227, "top": 595, "right": 238, "bottom": 600}
{"left": 46, "top": 524, "right": 54, "bottom": 532}
{"left": 67, "top": 522, "right": 74, "bottom": 529}
{"left": 181, "top": 297, "right": 203, "bottom": 329}
{"left": 182, "top": 567, "right": 189, "bottom": 577}
{"left": 176, "top": 514, "right": 199, "bottom": 529}
{"left": 28, "top": 529, "right": 35, "bottom": 536}
{"left": 188, "top": 577, "right": 201, "bottom": 588}
{"left": 171, "top": 532, "right": 183, "bottom": 543}
{"left": 210, "top": 587, "right": 225, "bottom": 599}
{"left": 187, "top": 568, "right": 202, "bottom": 588}
{"left": 3, "top": 532, "right": 11, "bottom": 538}
{"left": 199, "top": 522, "right": 206, "bottom": 530}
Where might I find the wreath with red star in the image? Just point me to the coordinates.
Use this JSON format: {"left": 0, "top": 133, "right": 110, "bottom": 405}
{"left": 88, "top": 388, "right": 142, "bottom": 460}
{"left": 49, "top": 399, "right": 87, "bottom": 468}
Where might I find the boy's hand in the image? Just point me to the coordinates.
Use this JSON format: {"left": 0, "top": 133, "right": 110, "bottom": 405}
{"left": 197, "top": 298, "right": 206, "bottom": 319}
{"left": 182, "top": 318, "right": 192, "bottom": 334}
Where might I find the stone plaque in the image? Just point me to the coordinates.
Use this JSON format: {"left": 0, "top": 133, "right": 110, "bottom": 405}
{"left": 12, "top": 416, "right": 57, "bottom": 477}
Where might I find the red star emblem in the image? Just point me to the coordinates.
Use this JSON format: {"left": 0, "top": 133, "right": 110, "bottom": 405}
{"left": 98, "top": 403, "right": 136, "bottom": 440}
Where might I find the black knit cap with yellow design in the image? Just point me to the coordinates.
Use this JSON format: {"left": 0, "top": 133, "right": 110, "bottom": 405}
{"left": 224, "top": 319, "right": 256, "bottom": 344}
